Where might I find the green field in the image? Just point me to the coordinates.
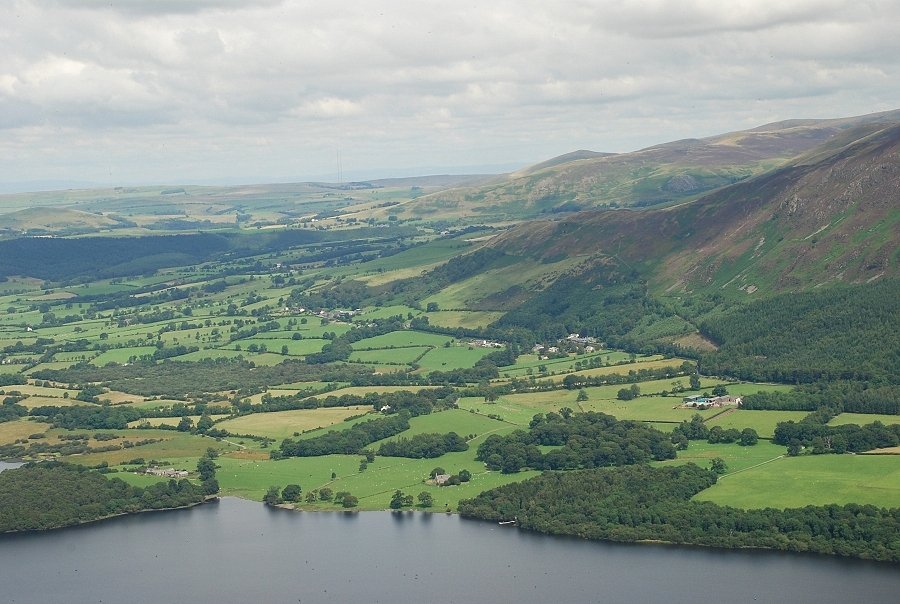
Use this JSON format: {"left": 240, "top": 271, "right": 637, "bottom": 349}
{"left": 704, "top": 409, "right": 809, "bottom": 438}
{"left": 349, "top": 347, "right": 428, "bottom": 365}
{"left": 414, "top": 345, "right": 495, "bottom": 372}
{"left": 91, "top": 346, "right": 158, "bottom": 366}
{"left": 656, "top": 440, "right": 786, "bottom": 474}
{"left": 829, "top": 413, "right": 900, "bottom": 427}
{"left": 351, "top": 330, "right": 452, "bottom": 349}
{"left": 372, "top": 409, "right": 513, "bottom": 444}
{"left": 694, "top": 454, "right": 900, "bottom": 509}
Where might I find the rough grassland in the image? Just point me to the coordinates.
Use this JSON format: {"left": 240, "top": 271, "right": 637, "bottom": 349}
{"left": 693, "top": 454, "right": 900, "bottom": 509}
{"left": 424, "top": 310, "right": 505, "bottom": 329}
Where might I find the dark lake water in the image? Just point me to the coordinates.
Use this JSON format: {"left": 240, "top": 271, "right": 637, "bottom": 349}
{"left": 0, "top": 497, "right": 897, "bottom": 603}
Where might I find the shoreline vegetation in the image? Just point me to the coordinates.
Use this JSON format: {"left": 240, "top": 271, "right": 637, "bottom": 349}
{"left": 1, "top": 496, "right": 217, "bottom": 535}
{"left": 0, "top": 462, "right": 215, "bottom": 533}
{"left": 456, "top": 465, "right": 900, "bottom": 563}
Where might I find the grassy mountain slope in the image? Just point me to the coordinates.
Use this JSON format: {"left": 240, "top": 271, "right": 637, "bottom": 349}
{"left": 390, "top": 109, "right": 900, "bottom": 222}
{"left": 489, "top": 121, "right": 900, "bottom": 297}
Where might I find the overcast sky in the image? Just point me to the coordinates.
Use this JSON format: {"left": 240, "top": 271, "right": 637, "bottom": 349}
{"left": 1, "top": 0, "right": 898, "bottom": 188}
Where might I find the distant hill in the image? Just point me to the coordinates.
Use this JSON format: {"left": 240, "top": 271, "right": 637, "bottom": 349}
{"left": 391, "top": 109, "right": 900, "bottom": 222}
{"left": 489, "top": 120, "right": 900, "bottom": 296}
{"left": 0, "top": 207, "right": 124, "bottom": 235}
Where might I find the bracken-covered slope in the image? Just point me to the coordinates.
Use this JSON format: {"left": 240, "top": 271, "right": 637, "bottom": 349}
{"left": 392, "top": 109, "right": 900, "bottom": 223}
{"left": 488, "top": 121, "right": 900, "bottom": 296}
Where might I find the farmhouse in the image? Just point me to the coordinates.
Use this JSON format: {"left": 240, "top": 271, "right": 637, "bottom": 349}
{"left": 680, "top": 394, "right": 743, "bottom": 408}
{"left": 470, "top": 339, "right": 503, "bottom": 348}
{"left": 433, "top": 474, "right": 451, "bottom": 486}
{"left": 143, "top": 467, "right": 189, "bottom": 478}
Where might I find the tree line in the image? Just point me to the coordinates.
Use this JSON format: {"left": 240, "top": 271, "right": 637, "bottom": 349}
{"left": 275, "top": 412, "right": 411, "bottom": 458}
{"left": 377, "top": 432, "right": 468, "bottom": 458}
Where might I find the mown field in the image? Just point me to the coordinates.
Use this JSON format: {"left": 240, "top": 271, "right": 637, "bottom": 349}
{"left": 215, "top": 406, "right": 373, "bottom": 441}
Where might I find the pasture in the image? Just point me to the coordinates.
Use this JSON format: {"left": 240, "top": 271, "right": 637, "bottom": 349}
{"left": 91, "top": 346, "right": 156, "bottom": 367}
{"left": 351, "top": 330, "right": 452, "bottom": 349}
{"left": 693, "top": 454, "right": 900, "bottom": 509}
{"left": 829, "top": 413, "right": 900, "bottom": 427}
{"left": 704, "top": 409, "right": 809, "bottom": 438}
{"left": 655, "top": 440, "right": 786, "bottom": 474}
{"left": 414, "top": 345, "right": 495, "bottom": 372}
{"left": 371, "top": 409, "right": 513, "bottom": 445}
{"left": 349, "top": 347, "right": 428, "bottom": 365}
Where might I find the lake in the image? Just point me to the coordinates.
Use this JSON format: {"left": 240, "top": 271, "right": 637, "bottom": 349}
{"left": 0, "top": 497, "right": 897, "bottom": 603}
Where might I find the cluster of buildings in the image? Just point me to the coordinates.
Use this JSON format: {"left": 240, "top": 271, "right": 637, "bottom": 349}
{"left": 142, "top": 466, "right": 189, "bottom": 478}
{"left": 531, "top": 334, "right": 600, "bottom": 359}
{"left": 680, "top": 394, "right": 743, "bottom": 408}
{"left": 469, "top": 339, "right": 503, "bottom": 348}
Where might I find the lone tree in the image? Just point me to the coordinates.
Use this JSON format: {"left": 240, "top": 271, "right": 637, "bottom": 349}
{"left": 263, "top": 486, "right": 281, "bottom": 505}
{"left": 710, "top": 458, "right": 727, "bottom": 475}
{"left": 739, "top": 428, "right": 759, "bottom": 446}
{"left": 281, "top": 484, "right": 302, "bottom": 502}
{"left": 418, "top": 491, "right": 434, "bottom": 508}
{"left": 390, "top": 490, "right": 407, "bottom": 509}
{"left": 576, "top": 389, "right": 589, "bottom": 402}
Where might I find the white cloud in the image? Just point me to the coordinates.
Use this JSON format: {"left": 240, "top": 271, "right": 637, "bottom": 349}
{"left": 0, "top": 0, "right": 897, "bottom": 185}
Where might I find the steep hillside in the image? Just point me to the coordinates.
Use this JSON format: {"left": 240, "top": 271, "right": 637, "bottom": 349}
{"left": 490, "top": 121, "right": 900, "bottom": 296}
{"left": 391, "top": 109, "right": 900, "bottom": 222}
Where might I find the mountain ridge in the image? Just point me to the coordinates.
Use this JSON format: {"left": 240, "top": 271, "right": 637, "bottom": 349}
{"left": 389, "top": 109, "right": 900, "bottom": 222}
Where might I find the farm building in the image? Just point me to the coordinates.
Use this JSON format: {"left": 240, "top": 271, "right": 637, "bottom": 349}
{"left": 433, "top": 474, "right": 451, "bottom": 486}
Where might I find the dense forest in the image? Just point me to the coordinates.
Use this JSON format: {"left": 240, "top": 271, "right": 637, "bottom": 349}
{"left": 458, "top": 465, "right": 900, "bottom": 562}
{"left": 0, "top": 226, "right": 416, "bottom": 282}
{"left": 0, "top": 462, "right": 208, "bottom": 532}
{"left": 377, "top": 432, "right": 468, "bottom": 458}
{"left": 742, "top": 381, "right": 900, "bottom": 414}
{"left": 476, "top": 411, "right": 676, "bottom": 473}
{"left": 700, "top": 279, "right": 900, "bottom": 384}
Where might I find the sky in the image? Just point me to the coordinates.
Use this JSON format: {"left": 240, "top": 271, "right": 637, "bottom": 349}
{"left": 1, "top": 0, "right": 898, "bottom": 189}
